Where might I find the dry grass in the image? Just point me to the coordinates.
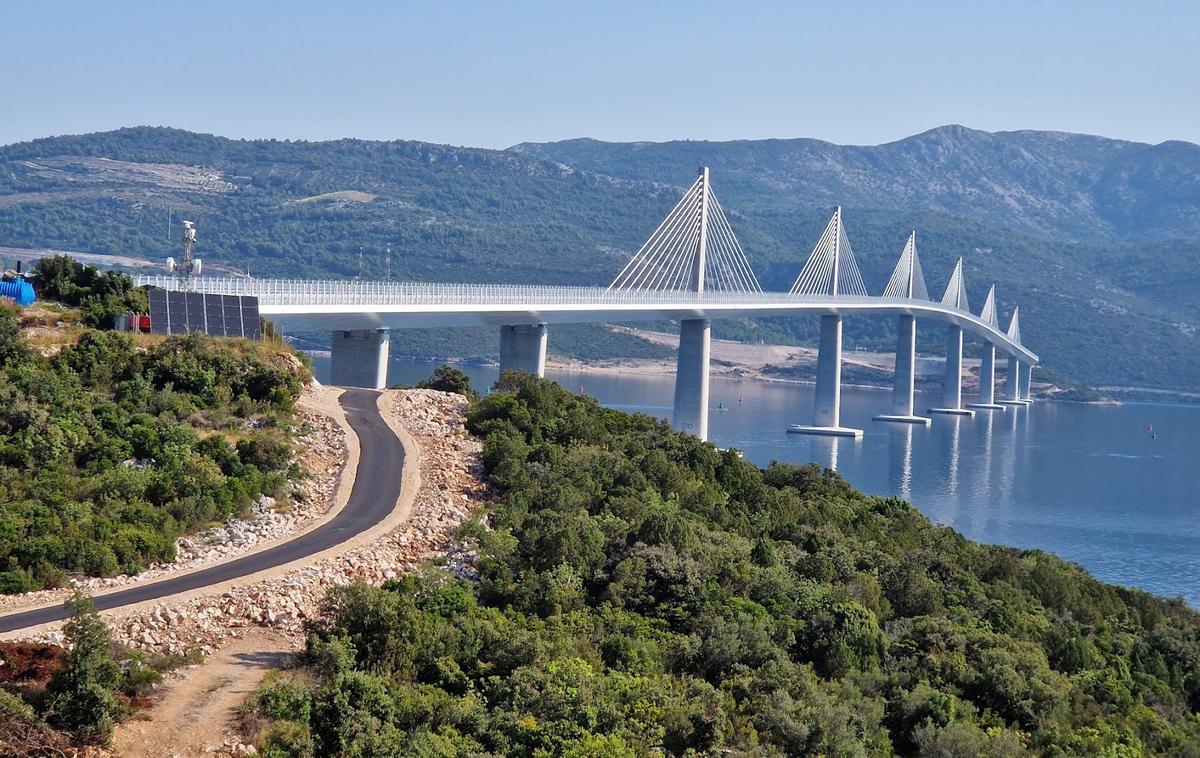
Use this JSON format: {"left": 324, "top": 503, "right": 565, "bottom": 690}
{"left": 16, "top": 301, "right": 82, "bottom": 328}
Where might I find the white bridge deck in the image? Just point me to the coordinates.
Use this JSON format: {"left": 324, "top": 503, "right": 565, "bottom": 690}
{"left": 135, "top": 276, "right": 1038, "bottom": 364}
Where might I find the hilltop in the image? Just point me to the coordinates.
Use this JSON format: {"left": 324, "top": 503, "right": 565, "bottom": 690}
{"left": 514, "top": 126, "right": 1200, "bottom": 244}
{"left": 1, "top": 126, "right": 1199, "bottom": 391}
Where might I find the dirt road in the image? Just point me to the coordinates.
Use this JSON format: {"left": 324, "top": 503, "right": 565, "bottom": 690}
{"left": 112, "top": 629, "right": 295, "bottom": 757}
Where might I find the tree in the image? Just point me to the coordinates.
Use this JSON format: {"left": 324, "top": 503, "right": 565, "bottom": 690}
{"left": 416, "top": 365, "right": 477, "bottom": 399}
{"left": 31, "top": 255, "right": 80, "bottom": 301}
{"left": 48, "top": 592, "right": 123, "bottom": 744}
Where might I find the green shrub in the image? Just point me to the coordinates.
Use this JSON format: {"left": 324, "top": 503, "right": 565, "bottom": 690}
{"left": 416, "top": 365, "right": 478, "bottom": 399}
{"left": 251, "top": 376, "right": 1200, "bottom": 755}
{"left": 48, "top": 594, "right": 123, "bottom": 745}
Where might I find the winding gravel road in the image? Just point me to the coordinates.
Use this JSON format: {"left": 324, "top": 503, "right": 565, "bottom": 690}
{"left": 0, "top": 389, "right": 403, "bottom": 634}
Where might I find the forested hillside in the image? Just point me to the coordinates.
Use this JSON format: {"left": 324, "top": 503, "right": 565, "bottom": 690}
{"left": 0, "top": 270, "right": 308, "bottom": 592}
{"left": 514, "top": 126, "right": 1200, "bottom": 244}
{"left": 245, "top": 373, "right": 1200, "bottom": 756}
{"left": 1, "top": 127, "right": 1198, "bottom": 390}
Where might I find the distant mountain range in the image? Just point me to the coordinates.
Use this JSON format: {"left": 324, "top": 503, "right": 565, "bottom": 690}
{"left": 515, "top": 126, "right": 1200, "bottom": 245}
{"left": 1, "top": 125, "right": 1198, "bottom": 391}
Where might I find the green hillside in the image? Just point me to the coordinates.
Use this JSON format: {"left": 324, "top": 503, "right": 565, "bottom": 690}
{"left": 1, "top": 127, "right": 1198, "bottom": 390}
{"left": 245, "top": 374, "right": 1200, "bottom": 756}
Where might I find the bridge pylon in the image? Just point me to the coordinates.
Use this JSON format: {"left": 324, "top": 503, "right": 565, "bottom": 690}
{"left": 610, "top": 166, "right": 759, "bottom": 441}
{"left": 610, "top": 167, "right": 761, "bottom": 295}
{"left": 966, "top": 285, "right": 1007, "bottom": 411}
{"left": 788, "top": 207, "right": 865, "bottom": 438}
{"left": 929, "top": 258, "right": 975, "bottom": 417}
{"left": 875, "top": 232, "right": 933, "bottom": 425}
{"left": 997, "top": 308, "right": 1033, "bottom": 404}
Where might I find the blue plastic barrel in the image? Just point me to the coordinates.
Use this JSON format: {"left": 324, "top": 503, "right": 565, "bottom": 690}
{"left": 0, "top": 279, "right": 36, "bottom": 307}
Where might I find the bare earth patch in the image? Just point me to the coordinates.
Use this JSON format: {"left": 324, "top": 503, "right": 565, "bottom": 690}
{"left": 110, "top": 627, "right": 294, "bottom": 758}
{"left": 295, "top": 190, "right": 377, "bottom": 203}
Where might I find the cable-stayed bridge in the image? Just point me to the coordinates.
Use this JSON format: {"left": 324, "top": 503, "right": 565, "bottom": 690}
{"left": 138, "top": 167, "right": 1037, "bottom": 441}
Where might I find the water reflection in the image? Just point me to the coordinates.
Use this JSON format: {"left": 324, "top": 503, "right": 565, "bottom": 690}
{"left": 946, "top": 416, "right": 962, "bottom": 496}
{"left": 887, "top": 424, "right": 915, "bottom": 501}
{"left": 979, "top": 409, "right": 995, "bottom": 501}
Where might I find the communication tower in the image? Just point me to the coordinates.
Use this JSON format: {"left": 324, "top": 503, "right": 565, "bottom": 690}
{"left": 165, "top": 220, "right": 202, "bottom": 286}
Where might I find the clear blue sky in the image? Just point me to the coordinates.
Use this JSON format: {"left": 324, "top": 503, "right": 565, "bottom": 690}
{"left": 3, "top": 1, "right": 1197, "bottom": 148}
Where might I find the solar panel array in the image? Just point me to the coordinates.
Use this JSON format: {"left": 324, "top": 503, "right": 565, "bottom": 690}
{"left": 147, "top": 288, "right": 261, "bottom": 340}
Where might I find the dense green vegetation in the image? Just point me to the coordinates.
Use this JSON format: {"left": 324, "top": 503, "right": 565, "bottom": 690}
{"left": 1, "top": 127, "right": 1198, "bottom": 390}
{"left": 0, "top": 303, "right": 309, "bottom": 593}
{"left": 30, "top": 254, "right": 149, "bottom": 328}
{"left": 1, "top": 593, "right": 177, "bottom": 750}
{"left": 248, "top": 373, "right": 1200, "bottom": 756}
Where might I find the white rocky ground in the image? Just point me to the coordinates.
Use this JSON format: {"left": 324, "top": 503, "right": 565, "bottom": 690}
{"left": 0, "top": 404, "right": 346, "bottom": 614}
{"left": 25, "top": 389, "right": 486, "bottom": 656}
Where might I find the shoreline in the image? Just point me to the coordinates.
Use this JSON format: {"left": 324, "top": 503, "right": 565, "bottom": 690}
{"left": 308, "top": 329, "right": 1189, "bottom": 406}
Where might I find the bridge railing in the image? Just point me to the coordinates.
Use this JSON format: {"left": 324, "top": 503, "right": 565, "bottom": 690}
{"left": 134, "top": 275, "right": 945, "bottom": 311}
{"left": 134, "top": 275, "right": 1034, "bottom": 361}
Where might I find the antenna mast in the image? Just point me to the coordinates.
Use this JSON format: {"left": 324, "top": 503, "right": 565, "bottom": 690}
{"left": 165, "top": 220, "right": 201, "bottom": 287}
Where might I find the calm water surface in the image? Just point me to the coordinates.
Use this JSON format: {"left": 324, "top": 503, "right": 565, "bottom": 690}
{"left": 311, "top": 355, "right": 1200, "bottom": 604}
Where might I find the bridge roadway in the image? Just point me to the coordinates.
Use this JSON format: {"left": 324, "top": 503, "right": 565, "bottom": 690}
{"left": 134, "top": 278, "right": 1038, "bottom": 364}
{"left": 0, "top": 389, "right": 402, "bottom": 634}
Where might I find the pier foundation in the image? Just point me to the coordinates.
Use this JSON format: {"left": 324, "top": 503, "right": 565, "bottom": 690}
{"left": 672, "top": 318, "right": 711, "bottom": 440}
{"left": 929, "top": 325, "right": 974, "bottom": 416}
{"left": 330, "top": 328, "right": 390, "bottom": 389}
{"left": 790, "top": 315, "right": 863, "bottom": 437}
{"left": 1020, "top": 361, "right": 1034, "bottom": 403}
{"left": 499, "top": 324, "right": 548, "bottom": 377}
{"left": 875, "top": 314, "right": 930, "bottom": 424}
{"left": 966, "top": 343, "right": 1006, "bottom": 411}
{"left": 999, "top": 356, "right": 1025, "bottom": 406}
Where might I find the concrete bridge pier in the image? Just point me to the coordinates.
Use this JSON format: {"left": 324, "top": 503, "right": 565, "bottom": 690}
{"left": 672, "top": 318, "right": 711, "bottom": 440}
{"left": 499, "top": 324, "right": 548, "bottom": 377}
{"left": 999, "top": 356, "right": 1025, "bottom": 405}
{"left": 929, "top": 325, "right": 975, "bottom": 416}
{"left": 1020, "top": 362, "right": 1034, "bottom": 403}
{"left": 966, "top": 343, "right": 1006, "bottom": 411}
{"left": 330, "top": 328, "right": 391, "bottom": 389}
{"left": 789, "top": 315, "right": 863, "bottom": 437}
{"left": 874, "top": 314, "right": 930, "bottom": 424}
